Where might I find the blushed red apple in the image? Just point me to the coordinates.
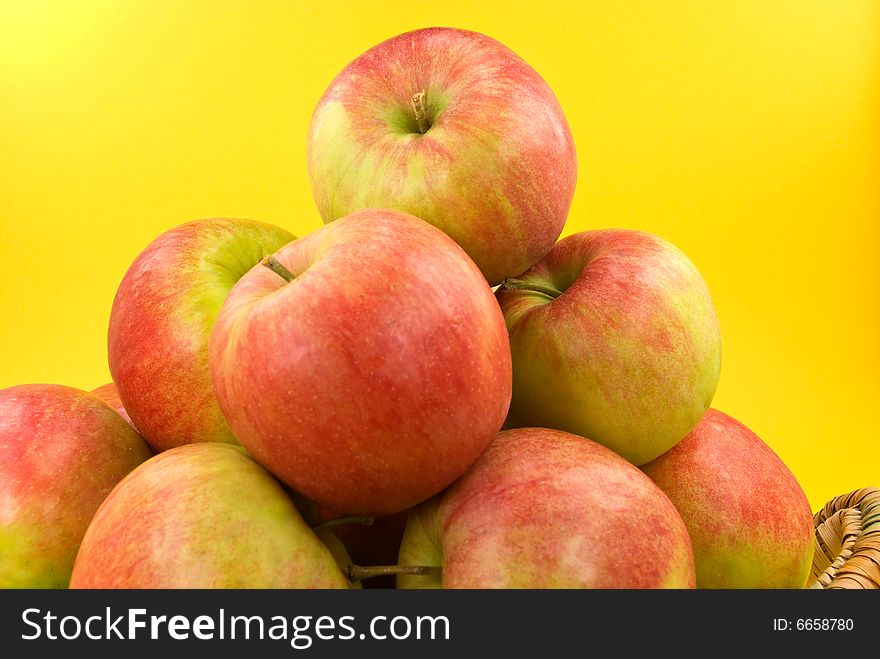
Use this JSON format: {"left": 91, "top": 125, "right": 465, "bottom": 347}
{"left": 496, "top": 229, "right": 722, "bottom": 464}
{"left": 0, "top": 384, "right": 152, "bottom": 588}
{"left": 307, "top": 27, "right": 577, "bottom": 285}
{"left": 70, "top": 444, "right": 353, "bottom": 589}
{"left": 397, "top": 427, "right": 696, "bottom": 588}
{"left": 641, "top": 408, "right": 814, "bottom": 588}
{"left": 108, "top": 218, "right": 294, "bottom": 451}
{"left": 210, "top": 209, "right": 512, "bottom": 516}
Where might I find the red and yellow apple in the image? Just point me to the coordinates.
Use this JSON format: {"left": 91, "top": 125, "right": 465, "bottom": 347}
{"left": 397, "top": 427, "right": 696, "bottom": 588}
{"left": 641, "top": 408, "right": 814, "bottom": 588}
{"left": 307, "top": 27, "right": 577, "bottom": 285}
{"left": 108, "top": 218, "right": 294, "bottom": 452}
{"left": 70, "top": 444, "right": 352, "bottom": 589}
{"left": 210, "top": 209, "right": 512, "bottom": 516}
{"left": 0, "top": 384, "right": 152, "bottom": 588}
{"left": 496, "top": 229, "right": 722, "bottom": 464}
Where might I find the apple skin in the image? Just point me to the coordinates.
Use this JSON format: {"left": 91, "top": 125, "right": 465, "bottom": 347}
{"left": 70, "top": 444, "right": 353, "bottom": 589}
{"left": 108, "top": 218, "right": 295, "bottom": 452}
{"left": 496, "top": 229, "right": 721, "bottom": 465}
{"left": 397, "top": 427, "right": 696, "bottom": 589}
{"left": 0, "top": 384, "right": 153, "bottom": 588}
{"left": 307, "top": 27, "right": 577, "bottom": 286}
{"left": 91, "top": 382, "right": 136, "bottom": 430}
{"left": 210, "top": 209, "right": 512, "bottom": 516}
{"left": 641, "top": 409, "right": 814, "bottom": 589}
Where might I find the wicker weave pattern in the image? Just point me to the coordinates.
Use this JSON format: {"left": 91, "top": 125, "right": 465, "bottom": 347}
{"left": 809, "top": 488, "right": 880, "bottom": 589}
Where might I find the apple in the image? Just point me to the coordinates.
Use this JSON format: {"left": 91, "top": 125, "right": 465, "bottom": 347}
{"left": 641, "top": 408, "right": 814, "bottom": 588}
{"left": 397, "top": 427, "right": 695, "bottom": 588}
{"left": 0, "top": 384, "right": 152, "bottom": 588}
{"left": 210, "top": 209, "right": 512, "bottom": 516}
{"left": 496, "top": 229, "right": 721, "bottom": 464}
{"left": 70, "top": 444, "right": 353, "bottom": 588}
{"left": 108, "top": 218, "right": 294, "bottom": 452}
{"left": 91, "top": 381, "right": 136, "bottom": 430}
{"left": 307, "top": 27, "right": 577, "bottom": 286}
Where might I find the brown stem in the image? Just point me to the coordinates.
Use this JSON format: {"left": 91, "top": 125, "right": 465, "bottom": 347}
{"left": 411, "top": 90, "right": 429, "bottom": 134}
{"left": 347, "top": 564, "right": 441, "bottom": 582}
{"left": 260, "top": 255, "right": 296, "bottom": 283}
{"left": 311, "top": 515, "right": 375, "bottom": 531}
{"left": 501, "top": 277, "right": 564, "bottom": 299}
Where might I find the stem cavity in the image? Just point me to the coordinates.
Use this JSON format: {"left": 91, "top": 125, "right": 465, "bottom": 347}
{"left": 260, "top": 255, "right": 296, "bottom": 283}
{"left": 411, "top": 89, "right": 429, "bottom": 134}
{"left": 501, "top": 278, "right": 564, "bottom": 299}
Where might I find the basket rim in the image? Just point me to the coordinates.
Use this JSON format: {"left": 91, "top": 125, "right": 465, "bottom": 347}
{"left": 809, "top": 487, "right": 880, "bottom": 589}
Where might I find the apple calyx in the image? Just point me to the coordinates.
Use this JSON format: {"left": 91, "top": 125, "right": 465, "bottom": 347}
{"left": 347, "top": 564, "right": 441, "bottom": 583}
{"left": 311, "top": 515, "right": 375, "bottom": 530}
{"left": 411, "top": 89, "right": 429, "bottom": 134}
{"left": 500, "top": 277, "right": 564, "bottom": 299}
{"left": 260, "top": 255, "right": 296, "bottom": 283}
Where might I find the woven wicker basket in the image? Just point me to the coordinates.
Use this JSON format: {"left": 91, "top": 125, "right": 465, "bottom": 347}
{"left": 808, "top": 488, "right": 880, "bottom": 589}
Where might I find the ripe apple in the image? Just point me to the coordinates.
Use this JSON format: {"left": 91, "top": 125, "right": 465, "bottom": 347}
{"left": 70, "top": 444, "right": 353, "bottom": 588}
{"left": 307, "top": 27, "right": 577, "bottom": 285}
{"left": 641, "top": 408, "right": 815, "bottom": 588}
{"left": 210, "top": 209, "right": 512, "bottom": 516}
{"left": 108, "top": 218, "right": 294, "bottom": 451}
{"left": 91, "top": 382, "right": 135, "bottom": 430}
{"left": 496, "top": 229, "right": 721, "bottom": 464}
{"left": 0, "top": 384, "right": 152, "bottom": 588}
{"left": 397, "top": 427, "right": 696, "bottom": 588}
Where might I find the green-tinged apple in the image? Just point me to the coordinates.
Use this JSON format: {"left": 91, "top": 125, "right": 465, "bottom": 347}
{"left": 0, "top": 384, "right": 152, "bottom": 588}
{"left": 496, "top": 229, "right": 721, "bottom": 464}
{"left": 397, "top": 427, "right": 696, "bottom": 588}
{"left": 307, "top": 27, "right": 577, "bottom": 285}
{"left": 108, "top": 218, "right": 294, "bottom": 452}
{"left": 70, "top": 444, "right": 354, "bottom": 588}
{"left": 641, "top": 408, "right": 814, "bottom": 588}
{"left": 210, "top": 209, "right": 512, "bottom": 516}
{"left": 91, "top": 382, "right": 136, "bottom": 430}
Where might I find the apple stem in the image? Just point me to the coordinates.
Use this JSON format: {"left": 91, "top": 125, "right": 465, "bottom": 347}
{"left": 311, "top": 515, "right": 375, "bottom": 530}
{"left": 347, "top": 564, "right": 441, "bottom": 582}
{"left": 500, "top": 278, "right": 564, "bottom": 299}
{"left": 411, "top": 89, "right": 429, "bottom": 134}
{"left": 260, "top": 255, "right": 296, "bottom": 283}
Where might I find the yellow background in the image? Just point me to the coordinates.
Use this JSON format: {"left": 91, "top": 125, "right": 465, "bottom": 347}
{"left": 1, "top": 1, "right": 878, "bottom": 510}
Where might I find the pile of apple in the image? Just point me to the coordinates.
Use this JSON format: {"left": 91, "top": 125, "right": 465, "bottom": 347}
{"left": 1, "top": 28, "right": 816, "bottom": 590}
